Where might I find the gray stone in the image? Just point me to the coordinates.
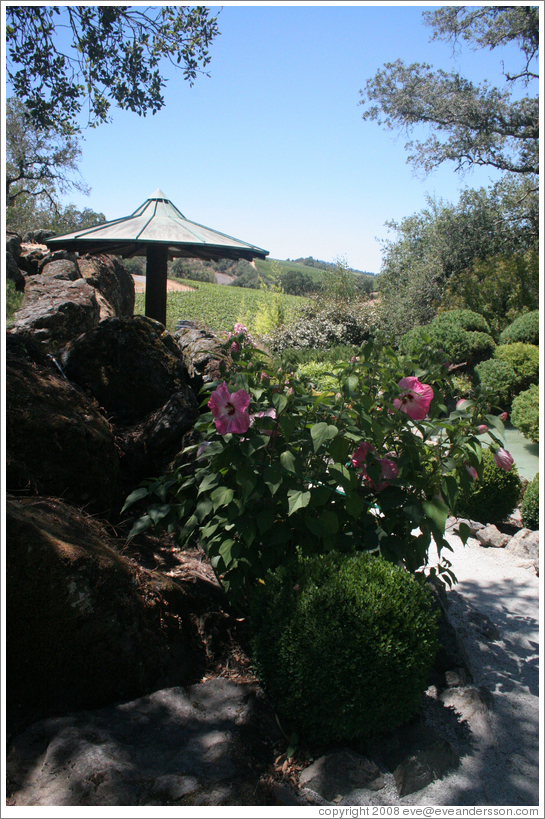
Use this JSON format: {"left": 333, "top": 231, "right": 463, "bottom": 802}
{"left": 507, "top": 528, "right": 539, "bottom": 559}
{"left": 475, "top": 524, "right": 510, "bottom": 549}
{"left": 393, "top": 739, "right": 459, "bottom": 797}
{"left": 466, "top": 610, "right": 500, "bottom": 641}
{"left": 6, "top": 680, "right": 259, "bottom": 806}
{"left": 8, "top": 276, "right": 100, "bottom": 353}
{"left": 439, "top": 686, "right": 494, "bottom": 743}
{"left": 299, "top": 749, "right": 384, "bottom": 802}
{"left": 39, "top": 258, "right": 81, "bottom": 281}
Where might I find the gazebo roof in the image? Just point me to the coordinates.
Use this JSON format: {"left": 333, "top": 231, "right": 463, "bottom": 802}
{"left": 46, "top": 189, "right": 269, "bottom": 262}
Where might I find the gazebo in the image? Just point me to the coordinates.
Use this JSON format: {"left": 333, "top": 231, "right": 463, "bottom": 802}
{"left": 46, "top": 189, "right": 269, "bottom": 326}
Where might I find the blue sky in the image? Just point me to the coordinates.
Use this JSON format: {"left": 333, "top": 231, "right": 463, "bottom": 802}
{"left": 8, "top": 2, "right": 537, "bottom": 273}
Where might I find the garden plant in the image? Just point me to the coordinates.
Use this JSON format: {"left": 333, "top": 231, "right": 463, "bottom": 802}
{"left": 124, "top": 324, "right": 515, "bottom": 606}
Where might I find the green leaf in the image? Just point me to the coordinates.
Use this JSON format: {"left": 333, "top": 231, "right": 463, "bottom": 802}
{"left": 210, "top": 486, "right": 234, "bottom": 511}
{"left": 287, "top": 489, "right": 311, "bottom": 515}
{"left": 272, "top": 392, "right": 288, "bottom": 415}
{"left": 219, "top": 539, "right": 235, "bottom": 568}
{"left": 311, "top": 422, "right": 338, "bottom": 453}
{"left": 441, "top": 475, "right": 459, "bottom": 512}
{"left": 327, "top": 435, "right": 351, "bottom": 464}
{"left": 148, "top": 504, "right": 172, "bottom": 525}
{"left": 422, "top": 497, "right": 449, "bottom": 533}
{"left": 128, "top": 514, "right": 152, "bottom": 538}
{"left": 280, "top": 450, "right": 296, "bottom": 473}
{"left": 319, "top": 509, "right": 339, "bottom": 535}
{"left": 195, "top": 498, "right": 213, "bottom": 522}
{"left": 121, "top": 486, "right": 149, "bottom": 513}
{"left": 198, "top": 472, "right": 220, "bottom": 495}
{"left": 455, "top": 521, "right": 471, "bottom": 545}
{"left": 279, "top": 414, "right": 298, "bottom": 441}
{"left": 345, "top": 491, "right": 365, "bottom": 519}
{"left": 262, "top": 465, "right": 283, "bottom": 496}
{"left": 257, "top": 508, "right": 275, "bottom": 534}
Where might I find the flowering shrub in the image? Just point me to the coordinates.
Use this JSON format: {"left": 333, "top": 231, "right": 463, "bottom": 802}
{"left": 124, "top": 326, "right": 512, "bottom": 605}
{"left": 266, "top": 297, "right": 381, "bottom": 353}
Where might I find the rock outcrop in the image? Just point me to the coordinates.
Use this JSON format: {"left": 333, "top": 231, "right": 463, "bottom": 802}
{"left": 5, "top": 334, "right": 123, "bottom": 515}
{"left": 5, "top": 496, "right": 217, "bottom": 742}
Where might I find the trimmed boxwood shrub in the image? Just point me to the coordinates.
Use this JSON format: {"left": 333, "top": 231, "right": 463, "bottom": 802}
{"left": 499, "top": 311, "right": 539, "bottom": 346}
{"left": 427, "top": 320, "right": 471, "bottom": 364}
{"left": 511, "top": 385, "right": 539, "bottom": 443}
{"left": 493, "top": 343, "right": 539, "bottom": 391}
{"left": 474, "top": 358, "right": 518, "bottom": 406}
{"left": 456, "top": 448, "right": 522, "bottom": 525}
{"left": 434, "top": 309, "right": 491, "bottom": 334}
{"left": 521, "top": 474, "right": 539, "bottom": 531}
{"left": 250, "top": 551, "right": 439, "bottom": 748}
{"left": 466, "top": 331, "right": 496, "bottom": 365}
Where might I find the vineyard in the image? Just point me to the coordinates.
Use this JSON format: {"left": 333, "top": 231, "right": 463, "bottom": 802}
{"left": 134, "top": 279, "right": 307, "bottom": 336}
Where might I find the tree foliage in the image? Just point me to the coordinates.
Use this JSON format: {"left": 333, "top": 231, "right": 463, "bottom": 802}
{"left": 359, "top": 6, "right": 539, "bottom": 178}
{"left": 6, "top": 5, "right": 220, "bottom": 135}
{"left": 6, "top": 98, "right": 89, "bottom": 211}
{"left": 376, "top": 178, "right": 538, "bottom": 338}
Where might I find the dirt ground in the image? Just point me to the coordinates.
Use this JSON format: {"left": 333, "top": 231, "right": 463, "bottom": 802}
{"left": 132, "top": 275, "right": 197, "bottom": 293}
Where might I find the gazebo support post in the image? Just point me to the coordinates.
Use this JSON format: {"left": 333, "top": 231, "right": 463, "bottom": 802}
{"left": 145, "top": 244, "right": 169, "bottom": 326}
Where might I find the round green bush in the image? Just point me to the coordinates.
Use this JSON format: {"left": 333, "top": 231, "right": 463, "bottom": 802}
{"left": 521, "top": 474, "right": 539, "bottom": 531}
{"left": 434, "top": 309, "right": 491, "bottom": 334}
{"left": 511, "top": 385, "right": 539, "bottom": 443}
{"left": 428, "top": 320, "right": 471, "bottom": 364}
{"left": 474, "top": 358, "right": 518, "bottom": 406}
{"left": 456, "top": 448, "right": 522, "bottom": 525}
{"left": 466, "top": 331, "right": 496, "bottom": 365}
{"left": 493, "top": 343, "right": 539, "bottom": 391}
{"left": 250, "top": 551, "right": 439, "bottom": 748}
{"left": 499, "top": 311, "right": 539, "bottom": 346}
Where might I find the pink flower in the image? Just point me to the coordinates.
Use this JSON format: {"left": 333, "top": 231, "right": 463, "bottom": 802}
{"left": 493, "top": 448, "right": 514, "bottom": 471}
{"left": 260, "top": 371, "right": 268, "bottom": 382}
{"left": 352, "top": 444, "right": 398, "bottom": 491}
{"left": 208, "top": 382, "right": 251, "bottom": 435}
{"left": 500, "top": 412, "right": 509, "bottom": 422}
{"left": 230, "top": 341, "right": 241, "bottom": 355}
{"left": 233, "top": 322, "right": 247, "bottom": 335}
{"left": 465, "top": 464, "right": 478, "bottom": 482}
{"left": 250, "top": 407, "right": 277, "bottom": 436}
{"left": 375, "top": 458, "right": 399, "bottom": 491}
{"left": 351, "top": 442, "right": 376, "bottom": 470}
{"left": 477, "top": 424, "right": 488, "bottom": 434}
{"left": 394, "top": 377, "right": 434, "bottom": 421}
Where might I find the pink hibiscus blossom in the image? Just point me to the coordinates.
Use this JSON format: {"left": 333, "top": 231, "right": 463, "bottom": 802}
{"left": 208, "top": 382, "right": 251, "bottom": 435}
{"left": 250, "top": 407, "right": 277, "bottom": 436}
{"left": 477, "top": 424, "right": 488, "bottom": 434}
{"left": 500, "top": 412, "right": 509, "bottom": 422}
{"left": 493, "top": 447, "right": 514, "bottom": 471}
{"left": 394, "top": 377, "right": 434, "bottom": 421}
{"left": 352, "top": 444, "right": 398, "bottom": 491}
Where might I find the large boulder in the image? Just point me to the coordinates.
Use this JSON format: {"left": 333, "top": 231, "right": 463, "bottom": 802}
{"left": 8, "top": 276, "right": 101, "bottom": 353}
{"left": 117, "top": 390, "right": 199, "bottom": 483}
{"left": 5, "top": 334, "right": 123, "bottom": 515}
{"left": 61, "top": 316, "right": 192, "bottom": 422}
{"left": 174, "top": 325, "right": 227, "bottom": 391}
{"left": 5, "top": 496, "right": 210, "bottom": 740}
{"left": 76, "top": 254, "right": 135, "bottom": 317}
{"left": 39, "top": 258, "right": 81, "bottom": 281}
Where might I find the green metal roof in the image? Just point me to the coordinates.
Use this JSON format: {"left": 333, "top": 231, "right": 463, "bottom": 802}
{"left": 46, "top": 189, "right": 269, "bottom": 262}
